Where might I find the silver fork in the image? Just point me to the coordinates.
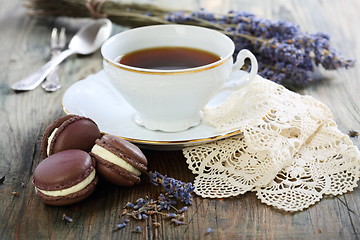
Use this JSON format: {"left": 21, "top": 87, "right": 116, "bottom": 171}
{"left": 42, "top": 27, "right": 66, "bottom": 92}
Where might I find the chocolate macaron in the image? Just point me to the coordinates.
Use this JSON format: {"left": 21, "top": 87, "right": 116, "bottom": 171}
{"left": 33, "top": 150, "right": 98, "bottom": 206}
{"left": 41, "top": 115, "right": 101, "bottom": 158}
{"left": 90, "top": 135, "right": 148, "bottom": 187}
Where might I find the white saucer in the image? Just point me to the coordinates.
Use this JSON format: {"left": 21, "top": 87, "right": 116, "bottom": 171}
{"left": 62, "top": 70, "right": 242, "bottom": 150}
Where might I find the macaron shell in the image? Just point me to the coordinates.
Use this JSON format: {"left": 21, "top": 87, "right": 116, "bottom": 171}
{"left": 95, "top": 159, "right": 139, "bottom": 187}
{"left": 51, "top": 118, "right": 101, "bottom": 155}
{"left": 33, "top": 150, "right": 98, "bottom": 206}
{"left": 41, "top": 115, "right": 101, "bottom": 158}
{"left": 41, "top": 115, "right": 74, "bottom": 158}
{"left": 35, "top": 176, "right": 98, "bottom": 206}
{"left": 34, "top": 150, "right": 95, "bottom": 190}
{"left": 96, "top": 135, "right": 148, "bottom": 172}
{"left": 91, "top": 135, "right": 148, "bottom": 187}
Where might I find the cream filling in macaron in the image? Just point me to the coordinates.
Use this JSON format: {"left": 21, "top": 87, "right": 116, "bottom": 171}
{"left": 47, "top": 128, "right": 58, "bottom": 156}
{"left": 91, "top": 144, "right": 141, "bottom": 176}
{"left": 35, "top": 169, "right": 96, "bottom": 197}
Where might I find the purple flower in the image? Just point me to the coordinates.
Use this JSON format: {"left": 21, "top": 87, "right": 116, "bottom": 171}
{"left": 116, "top": 223, "right": 126, "bottom": 230}
{"left": 150, "top": 171, "right": 194, "bottom": 204}
{"left": 120, "top": 172, "right": 192, "bottom": 229}
{"left": 164, "top": 9, "right": 355, "bottom": 89}
{"left": 134, "top": 226, "right": 142, "bottom": 232}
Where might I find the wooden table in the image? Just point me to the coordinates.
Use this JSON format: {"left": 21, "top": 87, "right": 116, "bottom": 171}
{"left": 1, "top": 0, "right": 359, "bottom": 239}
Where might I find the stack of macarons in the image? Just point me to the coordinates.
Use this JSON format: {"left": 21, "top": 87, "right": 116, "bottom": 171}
{"left": 32, "top": 114, "right": 148, "bottom": 206}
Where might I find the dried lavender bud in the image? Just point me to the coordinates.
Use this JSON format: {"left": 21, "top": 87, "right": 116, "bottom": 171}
{"left": 125, "top": 202, "right": 135, "bottom": 208}
{"left": 150, "top": 171, "right": 194, "bottom": 204}
{"left": 136, "top": 198, "right": 146, "bottom": 205}
{"left": 171, "top": 219, "right": 186, "bottom": 225}
{"left": 133, "top": 226, "right": 142, "bottom": 233}
{"left": 167, "top": 213, "right": 177, "bottom": 218}
{"left": 178, "top": 206, "right": 188, "bottom": 213}
{"left": 123, "top": 219, "right": 130, "bottom": 224}
{"left": 206, "top": 228, "right": 212, "bottom": 234}
{"left": 157, "top": 193, "right": 177, "bottom": 211}
{"left": 62, "top": 214, "right": 73, "bottom": 223}
{"left": 116, "top": 223, "right": 126, "bottom": 230}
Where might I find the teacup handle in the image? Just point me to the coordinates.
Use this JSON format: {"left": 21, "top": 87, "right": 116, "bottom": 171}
{"left": 222, "top": 49, "right": 258, "bottom": 90}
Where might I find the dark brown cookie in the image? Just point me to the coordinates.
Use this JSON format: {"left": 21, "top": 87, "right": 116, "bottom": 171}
{"left": 32, "top": 150, "right": 98, "bottom": 206}
{"left": 41, "top": 115, "right": 102, "bottom": 158}
{"left": 90, "top": 135, "right": 148, "bottom": 187}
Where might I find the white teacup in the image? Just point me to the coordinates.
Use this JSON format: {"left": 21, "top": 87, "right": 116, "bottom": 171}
{"left": 101, "top": 24, "right": 258, "bottom": 132}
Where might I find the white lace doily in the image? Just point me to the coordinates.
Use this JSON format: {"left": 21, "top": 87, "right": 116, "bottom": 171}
{"left": 183, "top": 76, "right": 360, "bottom": 212}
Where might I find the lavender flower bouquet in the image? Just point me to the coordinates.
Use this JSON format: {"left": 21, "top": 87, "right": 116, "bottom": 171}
{"left": 25, "top": 0, "right": 355, "bottom": 89}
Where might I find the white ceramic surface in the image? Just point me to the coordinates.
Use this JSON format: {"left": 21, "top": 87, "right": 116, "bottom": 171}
{"left": 62, "top": 70, "right": 245, "bottom": 150}
{"left": 101, "top": 24, "right": 258, "bottom": 132}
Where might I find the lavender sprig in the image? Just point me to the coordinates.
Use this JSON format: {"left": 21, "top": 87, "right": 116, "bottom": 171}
{"left": 116, "top": 171, "right": 194, "bottom": 231}
{"left": 166, "top": 9, "right": 355, "bottom": 89}
{"left": 150, "top": 171, "right": 195, "bottom": 205}
{"left": 120, "top": 194, "right": 190, "bottom": 229}
{"left": 25, "top": 1, "right": 354, "bottom": 89}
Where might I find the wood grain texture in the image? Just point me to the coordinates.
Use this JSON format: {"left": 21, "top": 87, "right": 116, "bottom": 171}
{"left": 0, "top": 0, "right": 359, "bottom": 239}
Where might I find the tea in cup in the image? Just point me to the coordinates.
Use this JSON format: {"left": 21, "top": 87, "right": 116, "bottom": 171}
{"left": 101, "top": 24, "right": 258, "bottom": 132}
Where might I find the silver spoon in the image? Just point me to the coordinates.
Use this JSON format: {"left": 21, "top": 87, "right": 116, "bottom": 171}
{"left": 11, "top": 18, "right": 112, "bottom": 91}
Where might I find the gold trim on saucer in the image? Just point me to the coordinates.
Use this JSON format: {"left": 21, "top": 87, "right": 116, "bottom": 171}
{"left": 118, "top": 129, "right": 242, "bottom": 145}
{"left": 62, "top": 104, "right": 241, "bottom": 147}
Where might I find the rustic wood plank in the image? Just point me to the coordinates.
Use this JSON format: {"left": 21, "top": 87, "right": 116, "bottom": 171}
{"left": 0, "top": 0, "right": 359, "bottom": 239}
